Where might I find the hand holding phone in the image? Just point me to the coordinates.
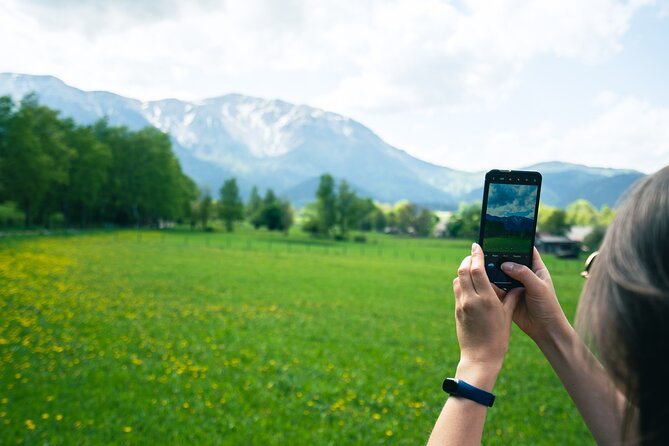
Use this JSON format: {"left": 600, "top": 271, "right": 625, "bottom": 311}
{"left": 478, "top": 170, "right": 542, "bottom": 290}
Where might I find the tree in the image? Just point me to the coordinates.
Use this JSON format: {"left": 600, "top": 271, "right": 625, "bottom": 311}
{"left": 257, "top": 189, "right": 293, "bottom": 233}
{"left": 597, "top": 205, "right": 616, "bottom": 226}
{"left": 0, "top": 95, "right": 195, "bottom": 228}
{"left": 393, "top": 201, "right": 436, "bottom": 236}
{"left": 566, "top": 199, "right": 598, "bottom": 226}
{"left": 414, "top": 208, "right": 437, "bottom": 237}
{"left": 0, "top": 201, "right": 24, "bottom": 228}
{"left": 0, "top": 96, "right": 14, "bottom": 200}
{"left": 2, "top": 94, "right": 74, "bottom": 226}
{"left": 386, "top": 211, "right": 398, "bottom": 231}
{"left": 583, "top": 225, "right": 607, "bottom": 251}
{"left": 335, "top": 180, "right": 357, "bottom": 238}
{"left": 278, "top": 200, "right": 294, "bottom": 233}
{"left": 303, "top": 175, "right": 376, "bottom": 238}
{"left": 61, "top": 120, "right": 111, "bottom": 226}
{"left": 180, "top": 175, "right": 199, "bottom": 227}
{"left": 538, "top": 204, "right": 570, "bottom": 235}
{"left": 300, "top": 203, "right": 321, "bottom": 236}
{"left": 446, "top": 202, "right": 481, "bottom": 238}
{"left": 188, "top": 199, "right": 200, "bottom": 231}
{"left": 247, "top": 186, "right": 262, "bottom": 228}
{"left": 372, "top": 207, "right": 387, "bottom": 232}
{"left": 316, "top": 174, "right": 336, "bottom": 235}
{"left": 219, "top": 178, "right": 244, "bottom": 231}
{"left": 199, "top": 189, "right": 213, "bottom": 229}
{"left": 94, "top": 120, "right": 192, "bottom": 226}
{"left": 396, "top": 201, "right": 416, "bottom": 233}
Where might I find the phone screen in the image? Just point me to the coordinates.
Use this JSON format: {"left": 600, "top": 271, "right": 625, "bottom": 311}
{"left": 479, "top": 170, "right": 541, "bottom": 290}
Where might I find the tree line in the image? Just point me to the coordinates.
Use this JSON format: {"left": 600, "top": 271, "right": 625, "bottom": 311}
{"left": 301, "top": 174, "right": 437, "bottom": 239}
{"left": 0, "top": 94, "right": 438, "bottom": 236}
{"left": 194, "top": 174, "right": 438, "bottom": 240}
{"left": 0, "top": 94, "right": 196, "bottom": 227}
{"left": 191, "top": 179, "right": 294, "bottom": 233}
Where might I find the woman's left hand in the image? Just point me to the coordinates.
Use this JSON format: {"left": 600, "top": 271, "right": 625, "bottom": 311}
{"left": 452, "top": 243, "right": 520, "bottom": 387}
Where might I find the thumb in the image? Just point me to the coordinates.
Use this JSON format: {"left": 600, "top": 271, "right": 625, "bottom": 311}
{"left": 501, "top": 262, "right": 544, "bottom": 292}
{"left": 503, "top": 287, "right": 522, "bottom": 314}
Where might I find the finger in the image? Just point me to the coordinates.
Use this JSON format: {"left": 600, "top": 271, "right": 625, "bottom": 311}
{"left": 457, "top": 255, "right": 476, "bottom": 295}
{"left": 502, "top": 287, "right": 522, "bottom": 314}
{"left": 500, "top": 262, "right": 544, "bottom": 292}
{"left": 453, "top": 277, "right": 461, "bottom": 300}
{"left": 469, "top": 243, "right": 490, "bottom": 295}
{"left": 532, "top": 247, "right": 551, "bottom": 280}
{"left": 491, "top": 283, "right": 506, "bottom": 301}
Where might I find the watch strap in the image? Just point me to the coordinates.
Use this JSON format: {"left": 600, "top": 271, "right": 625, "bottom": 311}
{"left": 442, "top": 378, "right": 495, "bottom": 407}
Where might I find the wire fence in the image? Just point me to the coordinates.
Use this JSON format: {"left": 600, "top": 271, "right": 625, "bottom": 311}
{"left": 0, "top": 229, "right": 585, "bottom": 274}
{"left": 101, "top": 231, "right": 584, "bottom": 274}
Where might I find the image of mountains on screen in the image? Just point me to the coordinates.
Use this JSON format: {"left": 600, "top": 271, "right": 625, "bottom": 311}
{"left": 484, "top": 183, "right": 538, "bottom": 253}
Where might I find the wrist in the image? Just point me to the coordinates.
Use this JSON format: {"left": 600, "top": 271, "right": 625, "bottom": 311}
{"left": 455, "top": 359, "right": 501, "bottom": 393}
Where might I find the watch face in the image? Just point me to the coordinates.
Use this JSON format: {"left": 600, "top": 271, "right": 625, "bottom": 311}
{"left": 442, "top": 378, "right": 459, "bottom": 394}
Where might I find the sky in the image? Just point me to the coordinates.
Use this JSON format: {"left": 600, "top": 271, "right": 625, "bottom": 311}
{"left": 1, "top": 0, "right": 668, "bottom": 173}
{"left": 487, "top": 184, "right": 538, "bottom": 219}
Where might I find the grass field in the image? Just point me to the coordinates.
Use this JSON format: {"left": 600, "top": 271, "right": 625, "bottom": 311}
{"left": 482, "top": 236, "right": 532, "bottom": 253}
{"left": 0, "top": 228, "right": 594, "bottom": 445}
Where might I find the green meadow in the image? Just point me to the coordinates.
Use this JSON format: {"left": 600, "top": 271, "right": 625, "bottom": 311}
{"left": 0, "top": 229, "right": 593, "bottom": 445}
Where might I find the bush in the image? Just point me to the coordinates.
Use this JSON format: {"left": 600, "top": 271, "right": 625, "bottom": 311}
{"left": 48, "top": 212, "right": 66, "bottom": 229}
{"left": 353, "top": 235, "right": 367, "bottom": 243}
{"left": 0, "top": 202, "right": 25, "bottom": 228}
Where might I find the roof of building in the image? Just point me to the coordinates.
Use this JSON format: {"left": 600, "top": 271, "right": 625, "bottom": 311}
{"left": 567, "top": 225, "right": 594, "bottom": 242}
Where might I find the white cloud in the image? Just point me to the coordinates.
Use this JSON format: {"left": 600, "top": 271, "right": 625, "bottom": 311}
{"left": 541, "top": 96, "right": 669, "bottom": 172}
{"left": 0, "top": 0, "right": 665, "bottom": 174}
{"left": 594, "top": 90, "right": 619, "bottom": 107}
{"left": 319, "top": 0, "right": 653, "bottom": 114}
{"left": 437, "top": 96, "right": 669, "bottom": 173}
{"left": 0, "top": 0, "right": 654, "bottom": 107}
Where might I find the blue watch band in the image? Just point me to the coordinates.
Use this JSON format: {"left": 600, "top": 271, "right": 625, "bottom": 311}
{"left": 442, "top": 378, "right": 496, "bottom": 407}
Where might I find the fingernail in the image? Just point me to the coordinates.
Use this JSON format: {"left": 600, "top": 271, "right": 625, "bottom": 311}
{"left": 471, "top": 242, "right": 480, "bottom": 254}
{"left": 501, "top": 262, "right": 514, "bottom": 272}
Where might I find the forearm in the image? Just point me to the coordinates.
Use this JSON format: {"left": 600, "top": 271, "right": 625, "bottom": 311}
{"left": 538, "top": 323, "right": 625, "bottom": 445}
{"left": 427, "top": 361, "right": 499, "bottom": 446}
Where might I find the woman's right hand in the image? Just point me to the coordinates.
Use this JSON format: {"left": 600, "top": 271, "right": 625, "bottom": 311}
{"left": 500, "top": 248, "right": 572, "bottom": 346}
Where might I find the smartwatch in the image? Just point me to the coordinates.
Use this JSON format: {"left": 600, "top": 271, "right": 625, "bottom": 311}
{"left": 442, "top": 378, "right": 495, "bottom": 407}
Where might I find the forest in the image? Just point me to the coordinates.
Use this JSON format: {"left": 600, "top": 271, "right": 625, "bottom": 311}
{"left": 0, "top": 94, "right": 197, "bottom": 228}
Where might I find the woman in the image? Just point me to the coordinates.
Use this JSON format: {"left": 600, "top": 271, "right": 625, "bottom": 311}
{"left": 428, "top": 166, "right": 669, "bottom": 445}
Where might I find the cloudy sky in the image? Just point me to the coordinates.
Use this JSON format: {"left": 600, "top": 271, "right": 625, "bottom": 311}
{"left": 1, "top": 0, "right": 668, "bottom": 173}
{"left": 487, "top": 184, "right": 538, "bottom": 219}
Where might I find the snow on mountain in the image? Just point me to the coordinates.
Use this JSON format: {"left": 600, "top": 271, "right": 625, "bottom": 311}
{"left": 0, "top": 73, "right": 644, "bottom": 209}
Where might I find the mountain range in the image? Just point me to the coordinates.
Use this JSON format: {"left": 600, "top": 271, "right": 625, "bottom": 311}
{"left": 0, "top": 73, "right": 645, "bottom": 209}
{"left": 486, "top": 214, "right": 535, "bottom": 234}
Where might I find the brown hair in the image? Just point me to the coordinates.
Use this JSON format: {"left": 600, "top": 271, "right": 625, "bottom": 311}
{"left": 576, "top": 165, "right": 669, "bottom": 444}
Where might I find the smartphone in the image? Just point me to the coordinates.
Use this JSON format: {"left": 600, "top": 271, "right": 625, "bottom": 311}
{"left": 478, "top": 170, "right": 542, "bottom": 290}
